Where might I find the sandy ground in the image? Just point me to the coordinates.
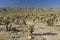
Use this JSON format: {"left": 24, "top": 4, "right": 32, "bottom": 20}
{"left": 0, "top": 19, "right": 60, "bottom": 40}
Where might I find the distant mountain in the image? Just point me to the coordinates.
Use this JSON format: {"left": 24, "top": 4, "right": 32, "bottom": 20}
{"left": 0, "top": 7, "right": 60, "bottom": 16}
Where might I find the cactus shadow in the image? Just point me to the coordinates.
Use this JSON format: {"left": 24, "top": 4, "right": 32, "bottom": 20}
{"left": 17, "top": 30, "right": 24, "bottom": 32}
{"left": 56, "top": 25, "right": 60, "bottom": 27}
{"left": 9, "top": 27, "right": 24, "bottom": 32}
{"left": 33, "top": 32, "right": 57, "bottom": 36}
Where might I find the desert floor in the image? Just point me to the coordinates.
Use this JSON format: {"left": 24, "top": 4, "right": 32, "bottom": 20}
{"left": 0, "top": 18, "right": 60, "bottom": 40}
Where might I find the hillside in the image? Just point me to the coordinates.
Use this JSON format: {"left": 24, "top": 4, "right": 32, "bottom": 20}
{"left": 0, "top": 7, "right": 60, "bottom": 16}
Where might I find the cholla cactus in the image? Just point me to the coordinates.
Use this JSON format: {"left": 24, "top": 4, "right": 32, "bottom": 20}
{"left": 26, "top": 19, "right": 34, "bottom": 26}
{"left": 25, "top": 18, "right": 35, "bottom": 40}
{"left": 27, "top": 25, "right": 34, "bottom": 40}
{"left": 46, "top": 16, "right": 55, "bottom": 26}
{"left": 46, "top": 14, "right": 57, "bottom": 26}
{"left": 15, "top": 15, "right": 20, "bottom": 25}
{"left": 4, "top": 16, "right": 10, "bottom": 31}
{"left": 28, "top": 25, "right": 34, "bottom": 34}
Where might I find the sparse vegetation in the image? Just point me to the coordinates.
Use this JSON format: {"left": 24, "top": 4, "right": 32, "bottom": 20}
{"left": 0, "top": 7, "right": 60, "bottom": 40}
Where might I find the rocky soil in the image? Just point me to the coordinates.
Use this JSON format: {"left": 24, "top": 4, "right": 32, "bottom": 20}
{"left": 0, "top": 18, "right": 60, "bottom": 40}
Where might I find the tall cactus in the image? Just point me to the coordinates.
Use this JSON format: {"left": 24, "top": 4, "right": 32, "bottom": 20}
{"left": 27, "top": 25, "right": 34, "bottom": 40}
{"left": 4, "top": 16, "right": 10, "bottom": 31}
